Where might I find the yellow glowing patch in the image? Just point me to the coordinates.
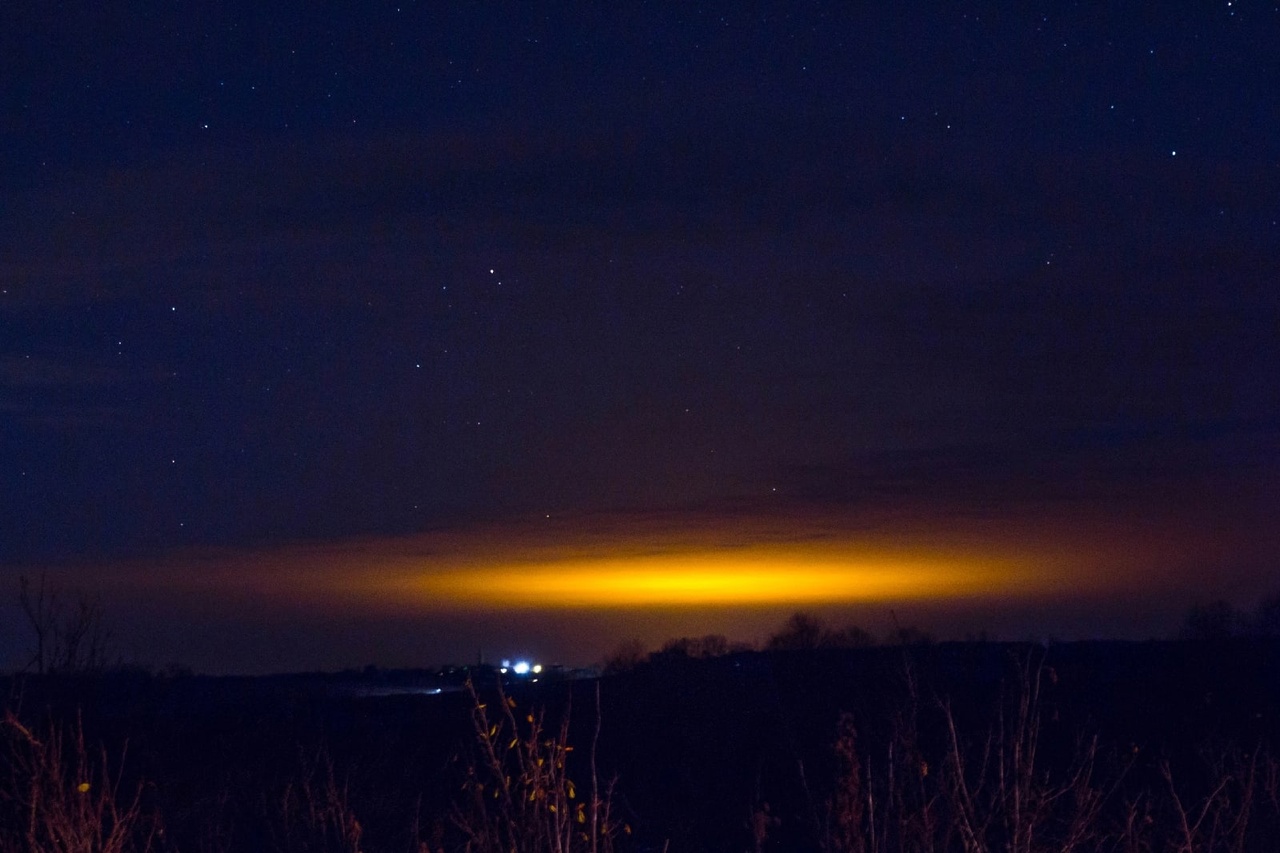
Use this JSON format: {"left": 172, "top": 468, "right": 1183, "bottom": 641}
{"left": 399, "top": 548, "right": 1027, "bottom": 609}
{"left": 119, "top": 508, "right": 1123, "bottom": 618}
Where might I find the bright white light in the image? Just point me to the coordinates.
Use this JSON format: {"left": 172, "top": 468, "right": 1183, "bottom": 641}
{"left": 532, "top": 664, "right": 543, "bottom": 674}
{"left": 513, "top": 661, "right": 531, "bottom": 675}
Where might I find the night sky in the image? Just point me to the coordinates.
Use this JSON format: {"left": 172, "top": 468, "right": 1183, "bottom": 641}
{"left": 3, "top": 3, "right": 1278, "bottom": 673}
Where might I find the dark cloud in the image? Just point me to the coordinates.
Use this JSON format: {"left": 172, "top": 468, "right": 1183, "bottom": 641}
{"left": 2, "top": 3, "right": 1278, "bottom": 668}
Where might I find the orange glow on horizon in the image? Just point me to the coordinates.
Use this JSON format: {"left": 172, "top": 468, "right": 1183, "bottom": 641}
{"left": 409, "top": 555, "right": 1018, "bottom": 607}
{"left": 381, "top": 545, "right": 1062, "bottom": 610}
{"left": 50, "top": 500, "right": 1275, "bottom": 674}
{"left": 105, "top": 505, "right": 1184, "bottom": 617}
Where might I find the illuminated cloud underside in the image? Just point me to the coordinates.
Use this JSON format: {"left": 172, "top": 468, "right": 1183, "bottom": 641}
{"left": 402, "top": 549, "right": 1046, "bottom": 609}
{"left": 124, "top": 510, "right": 1147, "bottom": 618}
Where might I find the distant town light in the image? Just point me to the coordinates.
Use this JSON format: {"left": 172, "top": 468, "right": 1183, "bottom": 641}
{"left": 513, "top": 661, "right": 531, "bottom": 675}
{"left": 532, "top": 664, "right": 543, "bottom": 674}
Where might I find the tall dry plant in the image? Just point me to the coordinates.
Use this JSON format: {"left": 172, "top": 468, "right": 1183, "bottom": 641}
{"left": 825, "top": 652, "right": 1117, "bottom": 853}
{"left": 940, "top": 655, "right": 1112, "bottom": 853}
{"left": 0, "top": 712, "right": 155, "bottom": 853}
{"left": 823, "top": 656, "right": 946, "bottom": 853}
{"left": 451, "top": 679, "right": 621, "bottom": 853}
{"left": 270, "top": 745, "right": 363, "bottom": 853}
{"left": 1149, "top": 742, "right": 1278, "bottom": 853}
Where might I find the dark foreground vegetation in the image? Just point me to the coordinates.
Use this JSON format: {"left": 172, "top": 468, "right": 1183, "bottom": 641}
{"left": 3, "top": 638, "right": 1280, "bottom": 852}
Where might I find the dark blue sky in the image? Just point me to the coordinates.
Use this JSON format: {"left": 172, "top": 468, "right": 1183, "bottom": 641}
{"left": 2, "top": 3, "right": 1278, "bottom": 669}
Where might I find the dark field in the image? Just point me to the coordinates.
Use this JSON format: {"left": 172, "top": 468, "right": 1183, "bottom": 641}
{"left": 4, "top": 640, "right": 1280, "bottom": 852}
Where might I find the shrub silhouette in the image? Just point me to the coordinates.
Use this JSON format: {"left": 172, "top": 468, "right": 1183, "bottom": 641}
{"left": 768, "top": 612, "right": 879, "bottom": 650}
{"left": 600, "top": 640, "right": 649, "bottom": 675}
{"left": 768, "top": 613, "right": 826, "bottom": 650}
{"left": 1179, "top": 600, "right": 1241, "bottom": 640}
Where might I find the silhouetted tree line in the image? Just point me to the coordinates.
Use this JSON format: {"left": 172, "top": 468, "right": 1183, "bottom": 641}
{"left": 602, "top": 611, "right": 930, "bottom": 674}
{"left": 7, "top": 577, "right": 1280, "bottom": 851}
{"left": 1179, "top": 594, "right": 1280, "bottom": 640}
{"left": 601, "top": 592, "right": 1280, "bottom": 674}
